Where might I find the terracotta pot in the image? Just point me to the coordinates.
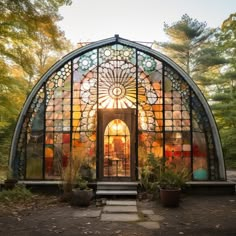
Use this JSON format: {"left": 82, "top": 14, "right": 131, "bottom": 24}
{"left": 70, "top": 188, "right": 93, "bottom": 207}
{"left": 160, "top": 188, "right": 181, "bottom": 207}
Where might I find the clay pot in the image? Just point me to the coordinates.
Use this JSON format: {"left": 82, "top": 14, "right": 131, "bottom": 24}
{"left": 160, "top": 188, "right": 181, "bottom": 207}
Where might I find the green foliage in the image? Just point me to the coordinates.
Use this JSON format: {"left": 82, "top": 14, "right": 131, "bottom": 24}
{"left": 159, "top": 164, "right": 190, "bottom": 189}
{"left": 155, "top": 14, "right": 214, "bottom": 75}
{"left": 140, "top": 154, "right": 190, "bottom": 192}
{"left": 139, "top": 153, "right": 161, "bottom": 193}
{"left": 0, "top": 0, "right": 73, "bottom": 79}
{"left": 75, "top": 175, "right": 89, "bottom": 190}
{"left": 0, "top": 184, "right": 32, "bottom": 203}
{"left": 209, "top": 13, "right": 236, "bottom": 167}
{"left": 0, "top": 0, "right": 73, "bottom": 167}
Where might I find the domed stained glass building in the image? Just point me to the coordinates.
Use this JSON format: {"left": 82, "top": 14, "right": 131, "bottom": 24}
{"left": 10, "top": 36, "right": 226, "bottom": 182}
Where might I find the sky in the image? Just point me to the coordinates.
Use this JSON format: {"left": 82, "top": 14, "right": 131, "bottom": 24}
{"left": 58, "top": 0, "right": 236, "bottom": 44}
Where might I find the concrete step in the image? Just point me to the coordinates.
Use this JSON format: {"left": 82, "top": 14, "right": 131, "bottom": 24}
{"left": 96, "top": 181, "right": 138, "bottom": 196}
{"left": 97, "top": 185, "right": 137, "bottom": 190}
{"left": 106, "top": 200, "right": 137, "bottom": 206}
{"left": 96, "top": 190, "right": 137, "bottom": 196}
{"left": 103, "top": 205, "right": 137, "bottom": 213}
{"left": 101, "top": 213, "right": 139, "bottom": 222}
{"left": 100, "top": 199, "right": 139, "bottom": 222}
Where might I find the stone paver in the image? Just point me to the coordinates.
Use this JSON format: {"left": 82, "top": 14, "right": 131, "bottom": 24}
{"left": 148, "top": 214, "right": 165, "bottom": 221}
{"left": 73, "top": 210, "right": 101, "bottom": 218}
{"left": 227, "top": 170, "right": 236, "bottom": 182}
{"left": 137, "top": 221, "right": 160, "bottom": 229}
{"left": 98, "top": 198, "right": 164, "bottom": 229}
{"left": 103, "top": 205, "right": 137, "bottom": 213}
{"left": 106, "top": 200, "right": 137, "bottom": 206}
{"left": 101, "top": 213, "right": 139, "bottom": 222}
{"left": 141, "top": 210, "right": 154, "bottom": 215}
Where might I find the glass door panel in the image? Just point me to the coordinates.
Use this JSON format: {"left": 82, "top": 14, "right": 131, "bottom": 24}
{"left": 103, "top": 119, "right": 130, "bottom": 177}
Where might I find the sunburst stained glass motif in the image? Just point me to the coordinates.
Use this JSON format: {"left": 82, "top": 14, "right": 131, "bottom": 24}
{"left": 98, "top": 60, "right": 136, "bottom": 109}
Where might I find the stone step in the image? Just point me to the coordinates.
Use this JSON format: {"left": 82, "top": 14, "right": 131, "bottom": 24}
{"left": 97, "top": 185, "right": 137, "bottom": 190}
{"left": 96, "top": 190, "right": 137, "bottom": 195}
{"left": 106, "top": 200, "right": 137, "bottom": 206}
{"left": 103, "top": 205, "right": 137, "bottom": 213}
{"left": 101, "top": 213, "right": 139, "bottom": 222}
{"left": 96, "top": 181, "right": 138, "bottom": 196}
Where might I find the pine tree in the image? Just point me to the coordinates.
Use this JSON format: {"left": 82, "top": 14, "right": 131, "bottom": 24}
{"left": 210, "top": 13, "right": 236, "bottom": 167}
{"left": 155, "top": 14, "right": 214, "bottom": 79}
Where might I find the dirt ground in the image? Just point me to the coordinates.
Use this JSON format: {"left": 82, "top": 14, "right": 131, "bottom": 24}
{"left": 0, "top": 193, "right": 236, "bottom": 236}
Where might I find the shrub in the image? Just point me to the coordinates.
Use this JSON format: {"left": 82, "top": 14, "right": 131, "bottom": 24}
{"left": 0, "top": 184, "right": 32, "bottom": 203}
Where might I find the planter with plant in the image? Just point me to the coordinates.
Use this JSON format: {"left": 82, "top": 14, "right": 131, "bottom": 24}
{"left": 61, "top": 155, "right": 93, "bottom": 206}
{"left": 159, "top": 162, "right": 190, "bottom": 207}
{"left": 139, "top": 153, "right": 190, "bottom": 207}
{"left": 70, "top": 175, "right": 93, "bottom": 207}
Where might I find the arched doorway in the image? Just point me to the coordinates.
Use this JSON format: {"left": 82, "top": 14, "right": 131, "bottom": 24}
{"left": 98, "top": 109, "right": 136, "bottom": 181}
{"left": 103, "top": 119, "right": 130, "bottom": 177}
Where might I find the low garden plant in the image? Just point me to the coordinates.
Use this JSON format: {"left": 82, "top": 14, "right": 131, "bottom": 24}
{"left": 0, "top": 184, "right": 32, "bottom": 204}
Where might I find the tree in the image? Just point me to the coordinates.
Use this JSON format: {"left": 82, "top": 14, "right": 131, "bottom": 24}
{"left": 0, "top": 0, "right": 72, "bottom": 167}
{"left": 209, "top": 13, "right": 236, "bottom": 167}
{"left": 155, "top": 14, "right": 214, "bottom": 79}
{"left": 0, "top": 0, "right": 72, "bottom": 86}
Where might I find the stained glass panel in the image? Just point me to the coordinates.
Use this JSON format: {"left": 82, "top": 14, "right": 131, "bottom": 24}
{"left": 13, "top": 39, "right": 222, "bottom": 181}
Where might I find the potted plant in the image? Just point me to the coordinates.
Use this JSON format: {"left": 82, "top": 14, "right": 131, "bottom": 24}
{"left": 60, "top": 154, "right": 93, "bottom": 206}
{"left": 159, "top": 163, "right": 190, "bottom": 207}
{"left": 70, "top": 174, "right": 93, "bottom": 207}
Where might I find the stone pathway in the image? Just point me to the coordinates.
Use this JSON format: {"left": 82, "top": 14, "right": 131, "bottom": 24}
{"left": 101, "top": 200, "right": 139, "bottom": 222}
{"left": 227, "top": 170, "right": 236, "bottom": 182}
{"left": 73, "top": 199, "right": 165, "bottom": 230}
